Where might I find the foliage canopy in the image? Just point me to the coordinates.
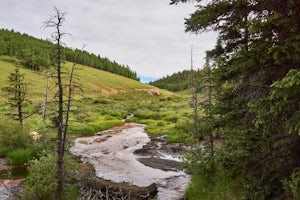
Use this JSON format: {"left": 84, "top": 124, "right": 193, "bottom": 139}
{"left": 174, "top": 0, "right": 300, "bottom": 198}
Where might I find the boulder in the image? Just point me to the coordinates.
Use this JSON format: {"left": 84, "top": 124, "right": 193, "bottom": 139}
{"left": 147, "top": 88, "right": 160, "bottom": 96}
{"left": 30, "top": 131, "right": 40, "bottom": 140}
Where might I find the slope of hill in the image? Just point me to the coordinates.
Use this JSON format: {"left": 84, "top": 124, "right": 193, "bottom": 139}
{"left": 0, "top": 55, "right": 153, "bottom": 100}
{"left": 0, "top": 29, "right": 139, "bottom": 80}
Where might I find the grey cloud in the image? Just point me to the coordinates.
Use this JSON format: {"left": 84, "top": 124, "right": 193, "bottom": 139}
{"left": 0, "top": 0, "right": 217, "bottom": 78}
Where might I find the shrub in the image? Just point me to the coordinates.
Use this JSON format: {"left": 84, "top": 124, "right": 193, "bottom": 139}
{"left": 183, "top": 149, "right": 243, "bottom": 200}
{"left": 0, "top": 118, "right": 32, "bottom": 157}
{"left": 92, "top": 120, "right": 124, "bottom": 131}
{"left": 21, "top": 153, "right": 57, "bottom": 200}
{"left": 134, "top": 110, "right": 161, "bottom": 120}
{"left": 0, "top": 146, "right": 7, "bottom": 158}
{"left": 282, "top": 167, "right": 300, "bottom": 199}
{"left": 93, "top": 98, "right": 111, "bottom": 104}
{"left": 69, "top": 120, "right": 124, "bottom": 136}
{"left": 6, "top": 148, "right": 35, "bottom": 165}
{"left": 21, "top": 153, "right": 79, "bottom": 200}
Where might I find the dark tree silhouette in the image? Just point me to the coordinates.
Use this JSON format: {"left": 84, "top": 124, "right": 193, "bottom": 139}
{"left": 43, "top": 7, "right": 67, "bottom": 199}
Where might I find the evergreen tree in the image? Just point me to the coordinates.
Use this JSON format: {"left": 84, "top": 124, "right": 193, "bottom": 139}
{"left": 2, "top": 67, "right": 29, "bottom": 125}
{"left": 173, "top": 0, "right": 300, "bottom": 198}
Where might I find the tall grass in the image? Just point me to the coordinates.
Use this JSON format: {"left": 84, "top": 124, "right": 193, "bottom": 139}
{"left": 0, "top": 118, "right": 32, "bottom": 157}
{"left": 6, "top": 148, "right": 36, "bottom": 165}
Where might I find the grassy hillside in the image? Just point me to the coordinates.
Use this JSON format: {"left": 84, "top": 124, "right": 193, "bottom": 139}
{"left": 0, "top": 55, "right": 153, "bottom": 100}
{"left": 0, "top": 29, "right": 139, "bottom": 80}
{"left": 0, "top": 55, "right": 192, "bottom": 143}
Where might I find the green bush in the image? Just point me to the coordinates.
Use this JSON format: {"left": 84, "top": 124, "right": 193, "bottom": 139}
{"left": 69, "top": 120, "right": 124, "bottom": 136}
{"left": 134, "top": 109, "right": 161, "bottom": 120}
{"left": 282, "top": 167, "right": 300, "bottom": 199}
{"left": 93, "top": 120, "right": 124, "bottom": 131}
{"left": 93, "top": 98, "right": 112, "bottom": 104}
{"left": 6, "top": 148, "right": 35, "bottom": 165}
{"left": 0, "top": 146, "right": 7, "bottom": 158}
{"left": 21, "top": 154, "right": 57, "bottom": 200}
{"left": 21, "top": 153, "right": 79, "bottom": 200}
{"left": 183, "top": 149, "right": 244, "bottom": 200}
{"left": 0, "top": 118, "right": 32, "bottom": 157}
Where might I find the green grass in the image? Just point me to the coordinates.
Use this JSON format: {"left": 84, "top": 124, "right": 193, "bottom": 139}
{"left": 0, "top": 55, "right": 193, "bottom": 143}
{"left": 6, "top": 148, "right": 36, "bottom": 165}
{"left": 69, "top": 120, "right": 124, "bottom": 136}
{"left": 0, "top": 55, "right": 201, "bottom": 199}
{"left": 0, "top": 55, "right": 153, "bottom": 100}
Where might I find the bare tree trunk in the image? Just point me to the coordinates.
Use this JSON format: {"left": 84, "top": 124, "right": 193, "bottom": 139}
{"left": 62, "top": 62, "right": 75, "bottom": 157}
{"left": 17, "top": 78, "right": 23, "bottom": 125}
{"left": 56, "top": 27, "right": 64, "bottom": 199}
{"left": 43, "top": 7, "right": 66, "bottom": 199}
{"left": 190, "top": 46, "right": 198, "bottom": 135}
{"left": 207, "top": 62, "right": 214, "bottom": 163}
{"left": 42, "top": 72, "right": 50, "bottom": 121}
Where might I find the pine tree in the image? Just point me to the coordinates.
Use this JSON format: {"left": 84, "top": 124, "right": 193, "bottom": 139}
{"left": 2, "top": 66, "right": 29, "bottom": 125}
{"left": 173, "top": 0, "right": 300, "bottom": 198}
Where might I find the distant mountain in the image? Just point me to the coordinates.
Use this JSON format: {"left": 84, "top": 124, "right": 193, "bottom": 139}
{"left": 150, "top": 69, "right": 202, "bottom": 92}
{"left": 0, "top": 29, "right": 139, "bottom": 80}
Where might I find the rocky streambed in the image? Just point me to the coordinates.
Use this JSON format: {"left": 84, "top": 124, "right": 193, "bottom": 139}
{"left": 70, "top": 123, "right": 190, "bottom": 200}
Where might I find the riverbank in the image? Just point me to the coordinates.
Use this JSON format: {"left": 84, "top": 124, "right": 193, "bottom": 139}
{"left": 70, "top": 123, "right": 190, "bottom": 200}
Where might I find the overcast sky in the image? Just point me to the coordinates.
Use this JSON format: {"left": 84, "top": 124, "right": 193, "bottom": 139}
{"left": 0, "top": 0, "right": 217, "bottom": 82}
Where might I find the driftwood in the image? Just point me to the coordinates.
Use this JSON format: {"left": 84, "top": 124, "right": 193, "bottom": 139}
{"left": 76, "top": 162, "right": 157, "bottom": 200}
{"left": 78, "top": 178, "right": 157, "bottom": 200}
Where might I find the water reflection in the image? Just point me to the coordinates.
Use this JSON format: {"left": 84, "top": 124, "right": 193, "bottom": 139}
{"left": 0, "top": 166, "right": 28, "bottom": 180}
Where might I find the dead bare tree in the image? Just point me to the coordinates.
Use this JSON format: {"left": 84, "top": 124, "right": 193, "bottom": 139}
{"left": 62, "top": 45, "right": 85, "bottom": 157}
{"left": 42, "top": 71, "right": 51, "bottom": 121}
{"left": 43, "top": 7, "right": 67, "bottom": 199}
{"left": 43, "top": 8, "right": 85, "bottom": 198}
{"left": 190, "top": 46, "right": 198, "bottom": 136}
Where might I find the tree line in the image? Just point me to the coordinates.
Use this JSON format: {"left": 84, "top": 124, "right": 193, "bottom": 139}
{"left": 150, "top": 69, "right": 203, "bottom": 92}
{"left": 171, "top": 0, "right": 300, "bottom": 199}
{"left": 0, "top": 29, "right": 139, "bottom": 80}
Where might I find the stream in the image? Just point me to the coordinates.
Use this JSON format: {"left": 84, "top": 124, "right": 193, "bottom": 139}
{"left": 0, "top": 159, "right": 27, "bottom": 200}
{"left": 70, "top": 123, "right": 190, "bottom": 200}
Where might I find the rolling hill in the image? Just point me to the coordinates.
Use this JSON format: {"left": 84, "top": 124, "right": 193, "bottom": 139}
{"left": 0, "top": 55, "right": 154, "bottom": 101}
{"left": 0, "top": 29, "right": 139, "bottom": 80}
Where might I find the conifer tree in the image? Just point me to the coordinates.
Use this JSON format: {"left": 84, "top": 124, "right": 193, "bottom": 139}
{"left": 2, "top": 66, "right": 29, "bottom": 125}
{"left": 173, "top": 0, "right": 300, "bottom": 198}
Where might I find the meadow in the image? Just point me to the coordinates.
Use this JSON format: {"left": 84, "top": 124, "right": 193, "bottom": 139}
{"left": 0, "top": 55, "right": 193, "bottom": 143}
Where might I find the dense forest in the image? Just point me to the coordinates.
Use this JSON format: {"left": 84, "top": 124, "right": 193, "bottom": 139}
{"left": 0, "top": 29, "right": 139, "bottom": 80}
{"left": 150, "top": 69, "right": 203, "bottom": 92}
{"left": 171, "top": 0, "right": 300, "bottom": 199}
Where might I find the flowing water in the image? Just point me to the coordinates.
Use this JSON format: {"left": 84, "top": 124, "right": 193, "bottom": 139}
{"left": 70, "top": 123, "right": 190, "bottom": 200}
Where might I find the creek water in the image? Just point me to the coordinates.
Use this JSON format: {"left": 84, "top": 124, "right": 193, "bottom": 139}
{"left": 70, "top": 123, "right": 190, "bottom": 200}
{"left": 0, "top": 167, "right": 27, "bottom": 180}
{"left": 0, "top": 162, "right": 27, "bottom": 200}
